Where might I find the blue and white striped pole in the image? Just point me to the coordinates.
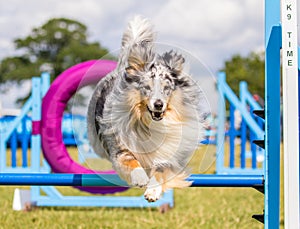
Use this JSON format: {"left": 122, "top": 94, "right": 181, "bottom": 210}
{"left": 0, "top": 173, "right": 264, "bottom": 187}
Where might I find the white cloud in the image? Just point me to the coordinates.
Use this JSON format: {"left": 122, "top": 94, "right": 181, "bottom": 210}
{"left": 156, "top": 1, "right": 263, "bottom": 40}
{"left": 153, "top": 0, "right": 244, "bottom": 41}
{"left": 0, "top": 0, "right": 135, "bottom": 59}
{"left": 151, "top": 0, "right": 264, "bottom": 70}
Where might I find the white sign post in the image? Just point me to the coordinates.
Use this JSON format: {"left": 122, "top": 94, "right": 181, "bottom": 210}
{"left": 281, "top": 0, "right": 299, "bottom": 228}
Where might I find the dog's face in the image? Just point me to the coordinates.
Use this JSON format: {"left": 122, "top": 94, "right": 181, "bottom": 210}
{"left": 139, "top": 63, "right": 175, "bottom": 121}
{"left": 124, "top": 49, "right": 188, "bottom": 122}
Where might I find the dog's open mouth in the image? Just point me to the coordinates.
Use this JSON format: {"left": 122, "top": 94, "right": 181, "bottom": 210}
{"left": 147, "top": 106, "right": 164, "bottom": 121}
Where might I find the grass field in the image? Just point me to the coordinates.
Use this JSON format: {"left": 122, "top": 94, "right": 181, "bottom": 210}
{"left": 0, "top": 144, "right": 284, "bottom": 229}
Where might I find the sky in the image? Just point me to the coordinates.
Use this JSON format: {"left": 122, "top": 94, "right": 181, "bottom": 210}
{"left": 0, "top": 0, "right": 267, "bottom": 71}
{"left": 0, "top": 0, "right": 299, "bottom": 111}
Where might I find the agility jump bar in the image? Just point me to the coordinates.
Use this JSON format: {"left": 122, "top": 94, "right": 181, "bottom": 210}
{"left": 0, "top": 173, "right": 263, "bottom": 187}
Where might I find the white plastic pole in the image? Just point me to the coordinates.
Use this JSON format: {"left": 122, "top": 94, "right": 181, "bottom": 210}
{"left": 281, "top": 0, "right": 299, "bottom": 228}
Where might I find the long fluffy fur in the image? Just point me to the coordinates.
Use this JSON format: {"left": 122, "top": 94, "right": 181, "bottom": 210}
{"left": 87, "top": 16, "right": 204, "bottom": 201}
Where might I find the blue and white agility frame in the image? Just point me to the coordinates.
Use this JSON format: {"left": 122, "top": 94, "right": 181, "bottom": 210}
{"left": 0, "top": 1, "right": 298, "bottom": 228}
{"left": 216, "top": 72, "right": 264, "bottom": 175}
{"left": 0, "top": 74, "right": 174, "bottom": 208}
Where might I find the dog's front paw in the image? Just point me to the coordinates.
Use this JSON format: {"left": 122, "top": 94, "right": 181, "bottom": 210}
{"left": 130, "top": 167, "right": 149, "bottom": 188}
{"left": 144, "top": 185, "right": 162, "bottom": 202}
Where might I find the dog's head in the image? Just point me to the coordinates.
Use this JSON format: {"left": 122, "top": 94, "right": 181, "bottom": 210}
{"left": 124, "top": 49, "right": 190, "bottom": 122}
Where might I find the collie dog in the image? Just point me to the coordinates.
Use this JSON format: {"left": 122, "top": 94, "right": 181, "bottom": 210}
{"left": 87, "top": 16, "right": 204, "bottom": 202}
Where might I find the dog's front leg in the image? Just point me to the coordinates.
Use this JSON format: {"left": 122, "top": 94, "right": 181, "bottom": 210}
{"left": 144, "top": 170, "right": 164, "bottom": 202}
{"left": 114, "top": 151, "right": 149, "bottom": 188}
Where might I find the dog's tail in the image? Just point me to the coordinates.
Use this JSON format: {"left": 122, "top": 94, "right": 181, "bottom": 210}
{"left": 161, "top": 170, "right": 192, "bottom": 192}
{"left": 121, "top": 15, "right": 155, "bottom": 50}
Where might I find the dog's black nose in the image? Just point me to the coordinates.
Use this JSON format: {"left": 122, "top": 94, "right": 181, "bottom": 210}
{"left": 154, "top": 99, "right": 163, "bottom": 110}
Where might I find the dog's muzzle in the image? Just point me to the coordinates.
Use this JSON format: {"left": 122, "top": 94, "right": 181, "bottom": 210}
{"left": 147, "top": 100, "right": 165, "bottom": 121}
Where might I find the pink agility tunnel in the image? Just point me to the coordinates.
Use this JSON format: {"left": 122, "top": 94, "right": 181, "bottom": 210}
{"left": 41, "top": 60, "right": 128, "bottom": 194}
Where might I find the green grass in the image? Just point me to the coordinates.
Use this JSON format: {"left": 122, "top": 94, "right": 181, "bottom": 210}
{"left": 0, "top": 186, "right": 265, "bottom": 229}
{"left": 0, "top": 144, "right": 283, "bottom": 229}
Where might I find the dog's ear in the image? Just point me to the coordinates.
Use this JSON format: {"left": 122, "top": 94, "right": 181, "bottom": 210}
{"left": 126, "top": 46, "right": 155, "bottom": 76}
{"left": 126, "top": 51, "right": 146, "bottom": 74}
{"left": 162, "top": 51, "right": 191, "bottom": 87}
{"left": 162, "top": 50, "right": 185, "bottom": 76}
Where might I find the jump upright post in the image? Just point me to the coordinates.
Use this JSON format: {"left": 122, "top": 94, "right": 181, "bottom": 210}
{"left": 260, "top": 0, "right": 282, "bottom": 228}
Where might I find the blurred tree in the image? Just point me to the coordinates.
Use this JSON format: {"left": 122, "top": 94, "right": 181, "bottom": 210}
{"left": 221, "top": 51, "right": 265, "bottom": 99}
{"left": 0, "top": 18, "right": 113, "bottom": 106}
{"left": 0, "top": 18, "right": 112, "bottom": 84}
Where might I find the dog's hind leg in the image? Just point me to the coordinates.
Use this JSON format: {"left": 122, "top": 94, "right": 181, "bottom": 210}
{"left": 113, "top": 150, "right": 149, "bottom": 188}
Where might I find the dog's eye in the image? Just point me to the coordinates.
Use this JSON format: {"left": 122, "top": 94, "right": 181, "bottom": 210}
{"left": 140, "top": 85, "right": 151, "bottom": 96}
{"left": 163, "top": 85, "right": 172, "bottom": 95}
{"left": 143, "top": 85, "right": 151, "bottom": 91}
